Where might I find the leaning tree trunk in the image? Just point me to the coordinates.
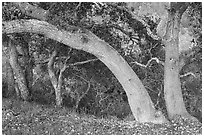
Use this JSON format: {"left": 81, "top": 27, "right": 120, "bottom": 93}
{"left": 3, "top": 19, "right": 168, "bottom": 123}
{"left": 163, "top": 6, "right": 195, "bottom": 120}
{"left": 8, "top": 38, "right": 29, "bottom": 101}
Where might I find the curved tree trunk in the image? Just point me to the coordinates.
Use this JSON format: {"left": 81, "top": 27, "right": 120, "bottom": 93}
{"left": 8, "top": 38, "right": 29, "bottom": 101}
{"left": 163, "top": 5, "right": 196, "bottom": 120}
{"left": 3, "top": 19, "right": 168, "bottom": 123}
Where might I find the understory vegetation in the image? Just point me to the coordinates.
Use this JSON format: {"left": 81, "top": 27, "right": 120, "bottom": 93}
{"left": 2, "top": 98, "right": 202, "bottom": 135}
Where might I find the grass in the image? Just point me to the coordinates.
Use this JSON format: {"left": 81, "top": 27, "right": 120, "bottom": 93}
{"left": 2, "top": 98, "right": 202, "bottom": 135}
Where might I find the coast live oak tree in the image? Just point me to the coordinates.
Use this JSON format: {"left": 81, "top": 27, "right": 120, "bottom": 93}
{"left": 126, "top": 2, "right": 200, "bottom": 121}
{"left": 2, "top": 2, "right": 200, "bottom": 123}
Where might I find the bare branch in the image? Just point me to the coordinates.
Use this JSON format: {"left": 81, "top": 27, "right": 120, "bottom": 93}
{"left": 131, "top": 57, "right": 164, "bottom": 68}
{"left": 180, "top": 72, "right": 196, "bottom": 78}
{"left": 69, "top": 58, "right": 98, "bottom": 66}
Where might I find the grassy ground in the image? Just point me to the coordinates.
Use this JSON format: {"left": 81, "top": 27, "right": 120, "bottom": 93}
{"left": 2, "top": 98, "right": 202, "bottom": 135}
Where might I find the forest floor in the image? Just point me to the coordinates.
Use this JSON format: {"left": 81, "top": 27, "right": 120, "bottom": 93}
{"left": 2, "top": 98, "right": 202, "bottom": 135}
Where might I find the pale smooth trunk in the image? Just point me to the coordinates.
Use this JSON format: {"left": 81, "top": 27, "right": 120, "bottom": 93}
{"left": 163, "top": 11, "right": 194, "bottom": 120}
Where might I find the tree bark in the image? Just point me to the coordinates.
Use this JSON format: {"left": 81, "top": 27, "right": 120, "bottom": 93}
{"left": 19, "top": 41, "right": 34, "bottom": 93}
{"left": 8, "top": 38, "right": 29, "bottom": 101}
{"left": 3, "top": 19, "right": 168, "bottom": 123}
{"left": 6, "top": 61, "right": 15, "bottom": 97}
{"left": 2, "top": 49, "right": 15, "bottom": 97}
{"left": 47, "top": 50, "right": 63, "bottom": 107}
{"left": 163, "top": 6, "right": 195, "bottom": 120}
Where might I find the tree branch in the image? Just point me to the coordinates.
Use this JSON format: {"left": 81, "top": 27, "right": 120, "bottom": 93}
{"left": 2, "top": 19, "right": 105, "bottom": 56}
{"left": 180, "top": 72, "right": 196, "bottom": 78}
{"left": 69, "top": 58, "right": 98, "bottom": 66}
{"left": 131, "top": 57, "right": 164, "bottom": 68}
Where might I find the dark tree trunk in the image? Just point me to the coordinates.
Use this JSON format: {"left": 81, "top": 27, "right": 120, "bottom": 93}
{"left": 8, "top": 38, "right": 29, "bottom": 101}
{"left": 19, "top": 41, "right": 34, "bottom": 93}
{"left": 2, "top": 49, "right": 15, "bottom": 97}
{"left": 6, "top": 61, "right": 15, "bottom": 97}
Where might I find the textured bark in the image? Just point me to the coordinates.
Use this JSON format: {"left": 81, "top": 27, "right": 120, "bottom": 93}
{"left": 47, "top": 50, "right": 63, "bottom": 107}
{"left": 6, "top": 61, "right": 15, "bottom": 97}
{"left": 3, "top": 19, "right": 168, "bottom": 123}
{"left": 163, "top": 8, "right": 195, "bottom": 120}
{"left": 8, "top": 38, "right": 29, "bottom": 101}
{"left": 14, "top": 82, "right": 20, "bottom": 100}
{"left": 2, "top": 49, "right": 15, "bottom": 97}
{"left": 19, "top": 42, "right": 33, "bottom": 93}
